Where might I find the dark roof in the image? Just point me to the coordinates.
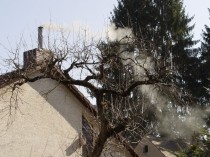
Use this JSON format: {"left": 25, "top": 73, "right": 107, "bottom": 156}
{"left": 0, "top": 70, "right": 22, "bottom": 88}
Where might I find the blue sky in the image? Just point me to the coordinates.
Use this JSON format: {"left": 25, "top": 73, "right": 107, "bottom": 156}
{"left": 0, "top": 0, "right": 210, "bottom": 64}
{"left": 184, "top": 0, "right": 210, "bottom": 40}
{"left": 0, "top": 0, "right": 117, "bottom": 50}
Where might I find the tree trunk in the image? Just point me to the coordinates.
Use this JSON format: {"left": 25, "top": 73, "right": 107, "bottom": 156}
{"left": 88, "top": 93, "right": 109, "bottom": 157}
{"left": 89, "top": 130, "right": 108, "bottom": 157}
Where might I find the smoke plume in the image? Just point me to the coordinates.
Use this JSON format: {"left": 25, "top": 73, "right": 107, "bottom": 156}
{"left": 110, "top": 24, "right": 207, "bottom": 140}
{"left": 106, "top": 23, "right": 133, "bottom": 42}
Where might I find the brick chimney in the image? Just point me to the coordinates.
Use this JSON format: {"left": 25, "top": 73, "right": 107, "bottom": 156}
{"left": 23, "top": 27, "right": 52, "bottom": 69}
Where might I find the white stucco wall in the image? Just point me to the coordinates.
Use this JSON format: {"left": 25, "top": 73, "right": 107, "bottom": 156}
{"left": 134, "top": 137, "right": 166, "bottom": 157}
{"left": 0, "top": 77, "right": 134, "bottom": 157}
{"left": 0, "top": 78, "right": 83, "bottom": 157}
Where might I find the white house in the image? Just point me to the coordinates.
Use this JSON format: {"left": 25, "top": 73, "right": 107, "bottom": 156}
{"left": 0, "top": 47, "right": 138, "bottom": 157}
{"left": 0, "top": 33, "right": 173, "bottom": 156}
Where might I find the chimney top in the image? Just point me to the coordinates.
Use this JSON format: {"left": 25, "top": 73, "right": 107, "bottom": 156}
{"left": 38, "top": 26, "right": 43, "bottom": 49}
{"left": 23, "top": 26, "right": 53, "bottom": 69}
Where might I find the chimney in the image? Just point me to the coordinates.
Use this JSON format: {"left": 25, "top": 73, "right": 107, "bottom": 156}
{"left": 38, "top": 26, "right": 43, "bottom": 49}
{"left": 23, "top": 26, "right": 52, "bottom": 69}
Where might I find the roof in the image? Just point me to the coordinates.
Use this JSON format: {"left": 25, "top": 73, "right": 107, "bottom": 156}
{"left": 2, "top": 48, "right": 181, "bottom": 157}
{"left": 148, "top": 136, "right": 188, "bottom": 157}
{"left": 0, "top": 70, "right": 23, "bottom": 88}
{"left": 0, "top": 68, "right": 97, "bottom": 117}
{"left": 2, "top": 48, "right": 184, "bottom": 157}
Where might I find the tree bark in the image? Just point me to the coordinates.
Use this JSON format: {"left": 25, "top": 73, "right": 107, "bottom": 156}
{"left": 89, "top": 130, "right": 108, "bottom": 157}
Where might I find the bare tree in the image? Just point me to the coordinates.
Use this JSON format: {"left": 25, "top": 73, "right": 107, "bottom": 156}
{"left": 0, "top": 28, "right": 179, "bottom": 157}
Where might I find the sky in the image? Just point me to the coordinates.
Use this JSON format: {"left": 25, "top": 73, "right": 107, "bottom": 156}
{"left": 184, "top": 0, "right": 210, "bottom": 40}
{"left": 0, "top": 0, "right": 210, "bottom": 67}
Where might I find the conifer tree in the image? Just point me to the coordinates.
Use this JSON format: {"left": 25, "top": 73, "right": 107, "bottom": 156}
{"left": 111, "top": 0, "right": 198, "bottom": 102}
{"left": 110, "top": 0, "right": 205, "bottom": 139}
{"left": 199, "top": 8, "right": 210, "bottom": 102}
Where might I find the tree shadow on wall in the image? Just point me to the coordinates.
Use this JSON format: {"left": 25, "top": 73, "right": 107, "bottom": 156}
{"left": 65, "top": 139, "right": 80, "bottom": 156}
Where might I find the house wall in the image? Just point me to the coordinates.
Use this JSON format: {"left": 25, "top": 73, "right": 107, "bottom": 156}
{"left": 134, "top": 137, "right": 166, "bottom": 157}
{"left": 0, "top": 76, "right": 135, "bottom": 157}
{"left": 0, "top": 78, "right": 83, "bottom": 157}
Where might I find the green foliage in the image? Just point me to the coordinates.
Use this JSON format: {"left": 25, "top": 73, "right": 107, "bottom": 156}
{"left": 187, "top": 145, "right": 205, "bottom": 157}
{"left": 199, "top": 8, "right": 210, "bottom": 103}
{"left": 110, "top": 0, "right": 205, "bottom": 139}
{"left": 201, "top": 9, "right": 210, "bottom": 55}
{"left": 111, "top": 0, "right": 196, "bottom": 57}
{"left": 111, "top": 0, "right": 200, "bottom": 104}
{"left": 175, "top": 145, "right": 205, "bottom": 157}
{"left": 175, "top": 128, "right": 210, "bottom": 157}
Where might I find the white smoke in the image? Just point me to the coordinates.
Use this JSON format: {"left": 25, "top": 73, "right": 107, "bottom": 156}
{"left": 40, "top": 22, "right": 107, "bottom": 48}
{"left": 105, "top": 23, "right": 133, "bottom": 42}
{"left": 42, "top": 22, "right": 92, "bottom": 33}
{"left": 41, "top": 22, "right": 207, "bottom": 139}
{"left": 109, "top": 24, "right": 207, "bottom": 140}
{"left": 40, "top": 23, "right": 134, "bottom": 46}
{"left": 139, "top": 74, "right": 206, "bottom": 139}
